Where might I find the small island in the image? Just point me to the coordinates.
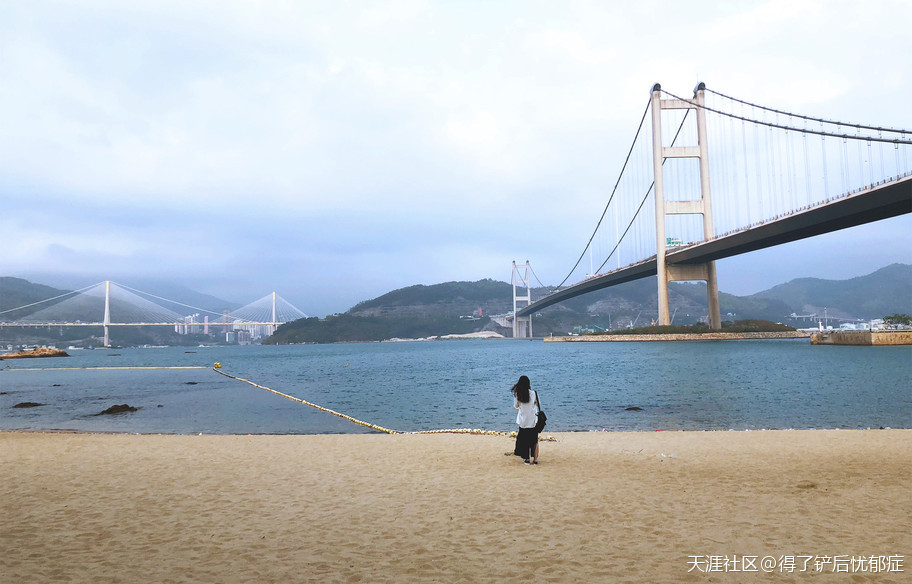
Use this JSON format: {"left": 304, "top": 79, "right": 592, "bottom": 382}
{"left": 0, "top": 347, "right": 70, "bottom": 360}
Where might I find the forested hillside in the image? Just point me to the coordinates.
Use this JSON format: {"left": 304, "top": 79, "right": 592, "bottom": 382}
{"left": 266, "top": 264, "right": 911, "bottom": 343}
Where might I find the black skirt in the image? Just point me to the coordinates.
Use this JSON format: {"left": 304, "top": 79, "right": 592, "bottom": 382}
{"left": 514, "top": 427, "right": 539, "bottom": 459}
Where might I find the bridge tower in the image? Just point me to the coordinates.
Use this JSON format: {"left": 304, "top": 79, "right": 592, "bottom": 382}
{"left": 512, "top": 261, "right": 533, "bottom": 338}
{"left": 271, "top": 292, "right": 278, "bottom": 335}
{"left": 103, "top": 280, "right": 112, "bottom": 347}
{"left": 650, "top": 82, "right": 722, "bottom": 329}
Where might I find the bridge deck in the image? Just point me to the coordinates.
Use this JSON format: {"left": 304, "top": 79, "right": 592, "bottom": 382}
{"left": 518, "top": 175, "right": 911, "bottom": 316}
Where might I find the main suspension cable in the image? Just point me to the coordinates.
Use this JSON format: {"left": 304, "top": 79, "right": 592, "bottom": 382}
{"left": 705, "top": 86, "right": 910, "bottom": 135}
{"left": 661, "top": 89, "right": 912, "bottom": 145}
{"left": 556, "top": 96, "right": 653, "bottom": 289}
{"left": 593, "top": 108, "right": 692, "bottom": 274}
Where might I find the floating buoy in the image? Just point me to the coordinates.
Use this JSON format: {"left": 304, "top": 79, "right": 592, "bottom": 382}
{"left": 214, "top": 362, "right": 222, "bottom": 369}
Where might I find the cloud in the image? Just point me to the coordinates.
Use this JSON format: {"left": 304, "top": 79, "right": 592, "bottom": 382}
{"left": 2, "top": 1, "right": 910, "bottom": 315}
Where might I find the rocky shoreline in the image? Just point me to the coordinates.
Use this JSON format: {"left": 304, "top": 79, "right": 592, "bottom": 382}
{"left": 0, "top": 347, "right": 70, "bottom": 360}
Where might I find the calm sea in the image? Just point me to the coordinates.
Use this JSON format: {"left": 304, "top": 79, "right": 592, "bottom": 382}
{"left": 1, "top": 340, "right": 909, "bottom": 434}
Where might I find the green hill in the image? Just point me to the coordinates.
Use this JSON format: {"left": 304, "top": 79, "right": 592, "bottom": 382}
{"left": 267, "top": 264, "right": 911, "bottom": 343}
{"left": 0, "top": 277, "right": 69, "bottom": 320}
{"left": 748, "top": 263, "right": 911, "bottom": 319}
{"left": 6, "top": 264, "right": 909, "bottom": 345}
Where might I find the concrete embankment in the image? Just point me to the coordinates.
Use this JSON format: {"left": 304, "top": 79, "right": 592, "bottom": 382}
{"left": 810, "top": 330, "right": 912, "bottom": 346}
{"left": 544, "top": 331, "right": 810, "bottom": 342}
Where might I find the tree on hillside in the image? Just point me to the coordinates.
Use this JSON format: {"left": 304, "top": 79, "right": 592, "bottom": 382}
{"left": 883, "top": 313, "right": 912, "bottom": 327}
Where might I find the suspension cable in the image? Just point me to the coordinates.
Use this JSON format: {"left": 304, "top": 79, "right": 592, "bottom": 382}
{"left": 705, "top": 86, "right": 910, "bottom": 135}
{"left": 661, "top": 89, "right": 912, "bottom": 145}
{"left": 527, "top": 263, "right": 547, "bottom": 289}
{"left": 594, "top": 109, "right": 693, "bottom": 274}
{"left": 555, "top": 96, "right": 653, "bottom": 289}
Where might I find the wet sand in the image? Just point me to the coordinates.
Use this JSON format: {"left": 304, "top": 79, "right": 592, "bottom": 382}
{"left": 1, "top": 430, "right": 909, "bottom": 583}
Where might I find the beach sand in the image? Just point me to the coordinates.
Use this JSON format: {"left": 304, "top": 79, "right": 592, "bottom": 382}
{"left": 1, "top": 430, "right": 909, "bottom": 583}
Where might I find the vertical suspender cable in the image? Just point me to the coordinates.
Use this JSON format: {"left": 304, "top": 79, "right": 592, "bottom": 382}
{"left": 877, "top": 131, "right": 884, "bottom": 180}
{"left": 741, "top": 103, "right": 751, "bottom": 226}
{"left": 839, "top": 126, "right": 849, "bottom": 195}
{"left": 820, "top": 124, "right": 829, "bottom": 200}
{"left": 857, "top": 128, "right": 865, "bottom": 187}
{"left": 802, "top": 119, "right": 811, "bottom": 207}
{"left": 866, "top": 138, "right": 874, "bottom": 186}
{"left": 789, "top": 116, "right": 797, "bottom": 210}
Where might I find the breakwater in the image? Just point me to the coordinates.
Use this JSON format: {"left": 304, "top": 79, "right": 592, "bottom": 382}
{"left": 810, "top": 330, "right": 912, "bottom": 345}
{"left": 544, "top": 331, "right": 810, "bottom": 342}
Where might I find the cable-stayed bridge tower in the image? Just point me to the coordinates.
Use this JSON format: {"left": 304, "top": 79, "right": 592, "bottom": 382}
{"left": 1, "top": 281, "right": 308, "bottom": 347}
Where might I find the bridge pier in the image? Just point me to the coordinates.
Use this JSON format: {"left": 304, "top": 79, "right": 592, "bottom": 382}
{"left": 651, "top": 83, "right": 722, "bottom": 329}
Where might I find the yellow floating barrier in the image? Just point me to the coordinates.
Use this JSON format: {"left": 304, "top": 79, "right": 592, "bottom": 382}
{"left": 212, "top": 367, "right": 556, "bottom": 440}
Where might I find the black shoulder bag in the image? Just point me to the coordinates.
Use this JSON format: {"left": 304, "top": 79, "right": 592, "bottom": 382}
{"left": 534, "top": 390, "right": 547, "bottom": 432}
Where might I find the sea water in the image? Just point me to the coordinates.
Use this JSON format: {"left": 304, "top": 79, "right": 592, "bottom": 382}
{"left": 1, "top": 340, "right": 909, "bottom": 434}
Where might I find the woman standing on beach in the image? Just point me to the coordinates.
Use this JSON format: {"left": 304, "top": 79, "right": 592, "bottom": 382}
{"left": 511, "top": 375, "right": 540, "bottom": 465}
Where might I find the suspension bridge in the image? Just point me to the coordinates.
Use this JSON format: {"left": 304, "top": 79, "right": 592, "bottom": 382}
{"left": 509, "top": 82, "right": 912, "bottom": 338}
{"left": 0, "top": 281, "right": 308, "bottom": 347}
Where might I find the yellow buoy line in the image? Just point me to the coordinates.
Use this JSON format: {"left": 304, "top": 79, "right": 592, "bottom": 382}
{"left": 212, "top": 367, "right": 399, "bottom": 434}
{"left": 212, "top": 366, "right": 556, "bottom": 441}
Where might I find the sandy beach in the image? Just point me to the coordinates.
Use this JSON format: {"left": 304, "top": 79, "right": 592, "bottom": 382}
{"left": 1, "top": 430, "right": 909, "bottom": 583}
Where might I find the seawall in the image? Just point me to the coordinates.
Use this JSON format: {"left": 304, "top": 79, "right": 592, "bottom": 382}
{"left": 810, "top": 330, "right": 912, "bottom": 346}
{"left": 544, "top": 331, "right": 810, "bottom": 342}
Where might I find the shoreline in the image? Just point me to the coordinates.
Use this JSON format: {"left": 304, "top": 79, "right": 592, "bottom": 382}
{"left": 3, "top": 429, "right": 909, "bottom": 583}
{"left": 545, "top": 331, "right": 811, "bottom": 342}
{"left": 3, "top": 424, "right": 909, "bottom": 437}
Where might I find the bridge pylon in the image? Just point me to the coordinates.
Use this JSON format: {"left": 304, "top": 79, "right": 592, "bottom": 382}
{"left": 650, "top": 82, "right": 722, "bottom": 329}
{"left": 103, "top": 280, "right": 111, "bottom": 347}
{"left": 512, "top": 261, "right": 533, "bottom": 338}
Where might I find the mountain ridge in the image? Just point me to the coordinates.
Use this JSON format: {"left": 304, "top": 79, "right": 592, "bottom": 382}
{"left": 4, "top": 264, "right": 909, "bottom": 344}
{"left": 268, "top": 263, "right": 910, "bottom": 343}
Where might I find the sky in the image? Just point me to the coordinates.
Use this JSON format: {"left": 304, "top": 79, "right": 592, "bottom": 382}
{"left": 2, "top": 0, "right": 910, "bottom": 316}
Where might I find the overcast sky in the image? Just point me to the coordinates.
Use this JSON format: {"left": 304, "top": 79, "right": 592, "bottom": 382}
{"left": 2, "top": 0, "right": 910, "bottom": 316}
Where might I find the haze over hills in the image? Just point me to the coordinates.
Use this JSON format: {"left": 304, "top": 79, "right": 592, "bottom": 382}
{"left": 3, "top": 264, "right": 909, "bottom": 345}
{"left": 0, "top": 277, "right": 243, "bottom": 347}
{"left": 0, "top": 277, "right": 240, "bottom": 319}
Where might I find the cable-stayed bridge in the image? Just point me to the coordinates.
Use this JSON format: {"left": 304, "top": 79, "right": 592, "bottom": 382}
{"left": 0, "top": 281, "right": 307, "bottom": 347}
{"left": 510, "top": 82, "right": 912, "bottom": 337}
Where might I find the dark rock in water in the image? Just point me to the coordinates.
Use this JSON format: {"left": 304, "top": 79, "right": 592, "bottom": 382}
{"left": 625, "top": 406, "right": 643, "bottom": 411}
{"left": 157, "top": 404, "right": 163, "bottom": 408}
{"left": 96, "top": 404, "right": 139, "bottom": 415}
{"left": 13, "top": 402, "right": 45, "bottom": 408}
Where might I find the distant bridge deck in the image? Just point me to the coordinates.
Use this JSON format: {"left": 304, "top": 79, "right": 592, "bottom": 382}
{"left": 518, "top": 174, "right": 911, "bottom": 317}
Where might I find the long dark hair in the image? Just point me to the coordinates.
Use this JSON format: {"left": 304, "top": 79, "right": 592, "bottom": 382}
{"left": 511, "top": 375, "right": 531, "bottom": 403}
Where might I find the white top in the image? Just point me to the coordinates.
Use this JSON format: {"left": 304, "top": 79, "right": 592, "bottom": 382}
{"left": 514, "top": 390, "right": 539, "bottom": 429}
